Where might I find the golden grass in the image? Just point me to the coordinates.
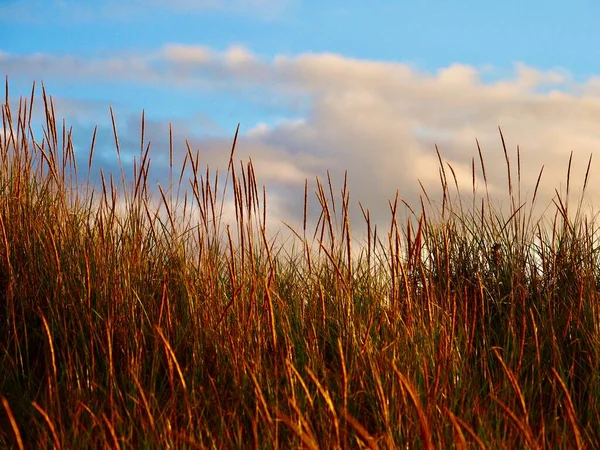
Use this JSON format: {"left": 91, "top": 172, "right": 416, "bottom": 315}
{"left": 1, "top": 80, "right": 600, "bottom": 448}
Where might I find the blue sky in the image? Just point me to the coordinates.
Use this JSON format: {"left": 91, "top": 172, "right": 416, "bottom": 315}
{"left": 2, "top": 0, "right": 600, "bottom": 228}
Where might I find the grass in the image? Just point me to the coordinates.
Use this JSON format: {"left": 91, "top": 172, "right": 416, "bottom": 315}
{"left": 1, "top": 80, "right": 600, "bottom": 449}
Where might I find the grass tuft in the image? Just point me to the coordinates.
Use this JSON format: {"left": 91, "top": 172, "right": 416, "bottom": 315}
{"left": 1, "top": 81, "right": 600, "bottom": 448}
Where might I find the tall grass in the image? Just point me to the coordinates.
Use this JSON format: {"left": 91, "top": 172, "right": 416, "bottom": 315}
{"left": 1, "top": 80, "right": 600, "bottom": 449}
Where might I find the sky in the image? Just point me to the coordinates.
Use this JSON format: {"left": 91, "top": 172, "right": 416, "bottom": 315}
{"left": 3, "top": 0, "right": 600, "bottom": 236}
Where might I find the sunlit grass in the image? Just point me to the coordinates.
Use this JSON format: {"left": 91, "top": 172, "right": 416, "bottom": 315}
{"left": 1, "top": 81, "right": 599, "bottom": 448}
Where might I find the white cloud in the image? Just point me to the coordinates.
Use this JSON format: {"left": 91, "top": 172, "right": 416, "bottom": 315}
{"left": 163, "top": 44, "right": 214, "bottom": 65}
{"left": 0, "top": 0, "right": 290, "bottom": 22}
{"left": 5, "top": 45, "right": 600, "bottom": 233}
{"left": 224, "top": 45, "right": 257, "bottom": 67}
{"left": 150, "top": 0, "right": 288, "bottom": 12}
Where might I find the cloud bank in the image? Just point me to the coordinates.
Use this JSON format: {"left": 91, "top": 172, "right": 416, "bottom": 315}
{"left": 4, "top": 44, "right": 600, "bottom": 233}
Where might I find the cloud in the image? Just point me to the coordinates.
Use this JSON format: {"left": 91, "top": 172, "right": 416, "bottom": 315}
{"left": 148, "top": 0, "right": 288, "bottom": 13}
{"left": 5, "top": 45, "right": 600, "bottom": 234}
{"left": 0, "top": 0, "right": 289, "bottom": 22}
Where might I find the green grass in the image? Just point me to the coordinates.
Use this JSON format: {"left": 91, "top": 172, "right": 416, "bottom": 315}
{"left": 1, "top": 81, "right": 600, "bottom": 449}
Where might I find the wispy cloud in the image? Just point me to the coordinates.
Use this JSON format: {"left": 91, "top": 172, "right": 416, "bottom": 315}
{"left": 0, "top": 0, "right": 289, "bottom": 23}
{"left": 5, "top": 44, "right": 600, "bottom": 229}
{"left": 148, "top": 0, "right": 289, "bottom": 13}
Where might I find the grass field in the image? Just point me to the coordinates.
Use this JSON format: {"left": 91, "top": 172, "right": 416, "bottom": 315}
{"left": 1, "top": 82, "right": 599, "bottom": 449}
